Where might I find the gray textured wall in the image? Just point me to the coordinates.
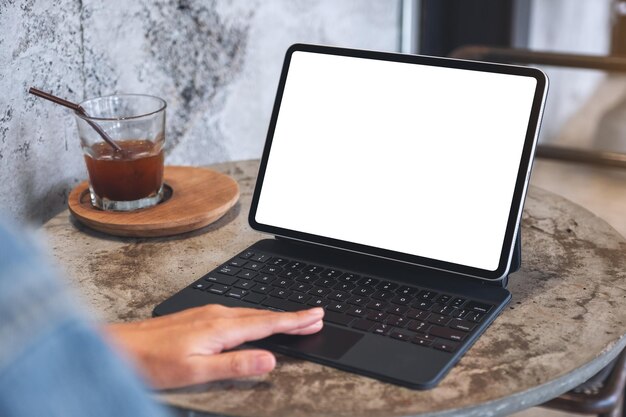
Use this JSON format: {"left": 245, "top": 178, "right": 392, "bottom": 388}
{"left": 0, "top": 0, "right": 399, "bottom": 224}
{"left": 1, "top": 0, "right": 614, "bottom": 226}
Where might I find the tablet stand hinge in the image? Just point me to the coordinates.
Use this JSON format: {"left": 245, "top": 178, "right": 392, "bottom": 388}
{"left": 483, "top": 231, "right": 521, "bottom": 288}
{"left": 275, "top": 232, "right": 521, "bottom": 290}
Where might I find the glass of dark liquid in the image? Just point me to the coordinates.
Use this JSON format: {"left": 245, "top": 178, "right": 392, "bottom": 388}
{"left": 74, "top": 94, "right": 166, "bottom": 211}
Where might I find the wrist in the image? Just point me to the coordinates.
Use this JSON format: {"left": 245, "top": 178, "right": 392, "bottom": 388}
{"left": 102, "top": 323, "right": 156, "bottom": 385}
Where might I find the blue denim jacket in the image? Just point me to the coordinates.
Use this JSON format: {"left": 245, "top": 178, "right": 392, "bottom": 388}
{"left": 0, "top": 221, "right": 171, "bottom": 417}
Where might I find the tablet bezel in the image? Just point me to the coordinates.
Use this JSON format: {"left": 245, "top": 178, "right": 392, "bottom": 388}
{"left": 248, "top": 43, "right": 547, "bottom": 281}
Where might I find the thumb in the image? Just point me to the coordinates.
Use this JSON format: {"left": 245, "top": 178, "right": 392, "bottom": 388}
{"left": 188, "top": 349, "right": 276, "bottom": 384}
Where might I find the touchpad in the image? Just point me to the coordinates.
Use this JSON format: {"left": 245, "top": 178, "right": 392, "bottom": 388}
{"left": 261, "top": 325, "right": 363, "bottom": 360}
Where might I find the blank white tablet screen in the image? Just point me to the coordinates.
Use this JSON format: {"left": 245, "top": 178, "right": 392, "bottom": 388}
{"left": 255, "top": 51, "right": 537, "bottom": 271}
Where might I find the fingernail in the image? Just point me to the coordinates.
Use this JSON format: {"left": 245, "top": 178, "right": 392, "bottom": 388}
{"left": 254, "top": 353, "right": 276, "bottom": 373}
{"left": 308, "top": 307, "right": 324, "bottom": 318}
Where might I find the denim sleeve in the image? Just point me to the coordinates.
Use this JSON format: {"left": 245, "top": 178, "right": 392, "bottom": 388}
{"left": 0, "top": 221, "right": 171, "bottom": 417}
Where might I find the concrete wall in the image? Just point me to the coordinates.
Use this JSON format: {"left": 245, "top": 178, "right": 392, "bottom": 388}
{"left": 0, "top": 0, "right": 616, "bottom": 225}
{"left": 0, "top": 0, "right": 400, "bottom": 224}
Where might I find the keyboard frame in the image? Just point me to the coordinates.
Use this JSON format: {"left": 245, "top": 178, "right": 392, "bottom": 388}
{"left": 154, "top": 238, "right": 511, "bottom": 389}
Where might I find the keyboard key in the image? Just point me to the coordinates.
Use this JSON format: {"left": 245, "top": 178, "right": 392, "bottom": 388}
{"left": 262, "top": 297, "right": 305, "bottom": 312}
{"left": 413, "top": 300, "right": 434, "bottom": 310}
{"left": 387, "top": 305, "right": 409, "bottom": 316}
{"left": 260, "top": 265, "right": 282, "bottom": 274}
{"left": 435, "top": 294, "right": 453, "bottom": 304}
{"left": 307, "top": 297, "right": 326, "bottom": 307}
{"left": 406, "top": 308, "right": 430, "bottom": 320}
{"left": 228, "top": 258, "right": 247, "bottom": 267}
{"left": 244, "top": 262, "right": 264, "bottom": 271}
{"left": 390, "top": 330, "right": 413, "bottom": 341}
{"left": 450, "top": 297, "right": 466, "bottom": 308}
{"left": 451, "top": 308, "right": 470, "bottom": 319}
{"left": 289, "top": 293, "right": 311, "bottom": 304}
{"left": 396, "top": 286, "right": 418, "bottom": 296}
{"left": 285, "top": 261, "right": 306, "bottom": 270}
{"left": 433, "top": 340, "right": 459, "bottom": 353}
{"left": 334, "top": 282, "right": 356, "bottom": 292}
{"left": 303, "top": 265, "right": 324, "bottom": 274}
{"left": 353, "top": 286, "right": 375, "bottom": 296}
{"left": 254, "top": 274, "right": 275, "bottom": 284}
{"left": 372, "top": 291, "right": 394, "bottom": 300}
{"left": 226, "top": 288, "right": 248, "bottom": 299}
{"left": 346, "top": 306, "right": 367, "bottom": 317}
{"left": 391, "top": 295, "right": 410, "bottom": 305}
{"left": 252, "top": 284, "right": 271, "bottom": 294}
{"left": 352, "top": 319, "right": 375, "bottom": 331}
{"left": 367, "top": 300, "right": 388, "bottom": 310}
{"left": 449, "top": 320, "right": 476, "bottom": 332}
{"left": 427, "top": 314, "right": 451, "bottom": 326}
{"left": 432, "top": 304, "right": 455, "bottom": 316}
{"left": 237, "top": 270, "right": 258, "bottom": 280}
{"left": 429, "top": 326, "right": 467, "bottom": 342}
{"left": 274, "top": 278, "right": 294, "bottom": 289}
{"left": 209, "top": 284, "right": 229, "bottom": 295}
{"left": 465, "top": 301, "right": 493, "bottom": 313}
{"left": 243, "top": 292, "right": 265, "bottom": 304}
{"left": 268, "top": 257, "right": 289, "bottom": 266}
{"left": 371, "top": 323, "right": 391, "bottom": 336}
{"left": 239, "top": 251, "right": 254, "bottom": 259}
{"left": 234, "top": 280, "right": 254, "bottom": 290}
{"left": 412, "top": 337, "right": 433, "bottom": 347}
{"left": 328, "top": 291, "right": 350, "bottom": 302}
{"left": 250, "top": 254, "right": 269, "bottom": 262}
{"left": 417, "top": 290, "right": 438, "bottom": 300}
{"left": 347, "top": 296, "right": 368, "bottom": 306}
{"left": 297, "top": 274, "right": 317, "bottom": 283}
{"left": 191, "top": 282, "right": 210, "bottom": 290}
{"left": 205, "top": 274, "right": 238, "bottom": 286}
{"left": 315, "top": 278, "right": 335, "bottom": 288}
{"left": 339, "top": 273, "right": 360, "bottom": 282}
{"left": 358, "top": 277, "right": 378, "bottom": 287}
{"left": 324, "top": 311, "right": 354, "bottom": 326}
{"left": 367, "top": 310, "right": 388, "bottom": 322}
{"left": 217, "top": 266, "right": 240, "bottom": 276}
{"left": 386, "top": 315, "right": 408, "bottom": 327}
{"left": 327, "top": 302, "right": 348, "bottom": 313}
{"left": 309, "top": 287, "right": 331, "bottom": 297}
{"left": 321, "top": 269, "right": 343, "bottom": 279}
{"left": 466, "top": 311, "right": 485, "bottom": 323}
{"left": 293, "top": 283, "right": 312, "bottom": 293}
{"left": 377, "top": 281, "right": 398, "bottom": 291}
{"left": 270, "top": 288, "right": 292, "bottom": 299}
{"left": 278, "top": 270, "right": 300, "bottom": 279}
{"left": 407, "top": 320, "right": 430, "bottom": 333}
{"left": 416, "top": 333, "right": 435, "bottom": 342}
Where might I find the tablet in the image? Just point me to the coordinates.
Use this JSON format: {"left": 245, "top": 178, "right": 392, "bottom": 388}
{"left": 249, "top": 44, "right": 547, "bottom": 280}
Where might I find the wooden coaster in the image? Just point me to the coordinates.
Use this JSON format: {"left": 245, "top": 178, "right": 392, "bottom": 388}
{"left": 68, "top": 166, "right": 240, "bottom": 237}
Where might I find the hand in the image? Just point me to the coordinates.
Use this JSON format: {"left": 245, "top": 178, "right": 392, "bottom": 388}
{"left": 104, "top": 305, "right": 324, "bottom": 389}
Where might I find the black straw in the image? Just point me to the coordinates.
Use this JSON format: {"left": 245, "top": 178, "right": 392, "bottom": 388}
{"left": 29, "top": 87, "right": 123, "bottom": 152}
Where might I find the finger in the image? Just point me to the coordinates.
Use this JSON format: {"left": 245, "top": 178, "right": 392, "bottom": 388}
{"left": 140, "top": 304, "right": 266, "bottom": 328}
{"left": 213, "top": 308, "right": 325, "bottom": 349}
{"left": 125, "top": 305, "right": 320, "bottom": 334}
{"left": 188, "top": 349, "right": 276, "bottom": 384}
{"left": 192, "top": 304, "right": 268, "bottom": 319}
{"left": 284, "top": 319, "right": 323, "bottom": 335}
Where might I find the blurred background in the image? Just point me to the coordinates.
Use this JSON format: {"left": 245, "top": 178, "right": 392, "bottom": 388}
{"left": 0, "top": 0, "right": 624, "bottom": 236}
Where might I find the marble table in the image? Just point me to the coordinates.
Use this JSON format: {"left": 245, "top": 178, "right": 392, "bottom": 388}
{"left": 43, "top": 160, "right": 626, "bottom": 417}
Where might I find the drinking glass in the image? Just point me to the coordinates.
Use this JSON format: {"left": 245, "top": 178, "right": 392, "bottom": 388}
{"left": 74, "top": 94, "right": 166, "bottom": 211}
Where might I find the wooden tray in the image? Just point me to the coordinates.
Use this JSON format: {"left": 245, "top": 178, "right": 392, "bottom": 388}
{"left": 68, "top": 166, "right": 239, "bottom": 237}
